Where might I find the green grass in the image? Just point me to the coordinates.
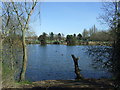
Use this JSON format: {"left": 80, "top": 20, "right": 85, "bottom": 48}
{"left": 17, "top": 80, "right": 32, "bottom": 84}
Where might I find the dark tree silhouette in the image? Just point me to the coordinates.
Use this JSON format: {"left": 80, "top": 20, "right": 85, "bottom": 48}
{"left": 66, "top": 35, "right": 76, "bottom": 45}
{"left": 58, "top": 33, "right": 61, "bottom": 41}
{"left": 49, "top": 32, "right": 54, "bottom": 41}
{"left": 77, "top": 33, "right": 82, "bottom": 41}
{"left": 38, "top": 32, "right": 47, "bottom": 45}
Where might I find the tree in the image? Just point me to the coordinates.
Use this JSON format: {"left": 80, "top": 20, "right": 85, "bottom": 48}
{"left": 77, "top": 33, "right": 82, "bottom": 41}
{"left": 82, "top": 29, "right": 89, "bottom": 40}
{"left": 58, "top": 33, "right": 61, "bottom": 41}
{"left": 4, "top": 1, "right": 38, "bottom": 81}
{"left": 73, "top": 33, "right": 76, "bottom": 38}
{"left": 89, "top": 30, "right": 112, "bottom": 41}
{"left": 66, "top": 35, "right": 76, "bottom": 45}
{"left": 49, "top": 32, "right": 54, "bottom": 41}
{"left": 93, "top": 25, "right": 98, "bottom": 33}
{"left": 38, "top": 32, "right": 47, "bottom": 45}
{"left": 2, "top": 2, "right": 25, "bottom": 85}
{"left": 111, "top": 2, "right": 120, "bottom": 87}
{"left": 86, "top": 1, "right": 120, "bottom": 88}
{"left": 88, "top": 25, "right": 98, "bottom": 37}
{"left": 95, "top": 1, "right": 120, "bottom": 87}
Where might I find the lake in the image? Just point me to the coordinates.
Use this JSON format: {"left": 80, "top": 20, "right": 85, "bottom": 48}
{"left": 25, "top": 44, "right": 112, "bottom": 81}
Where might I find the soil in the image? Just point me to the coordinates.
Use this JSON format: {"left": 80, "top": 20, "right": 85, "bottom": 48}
{"left": 18, "top": 78, "right": 114, "bottom": 89}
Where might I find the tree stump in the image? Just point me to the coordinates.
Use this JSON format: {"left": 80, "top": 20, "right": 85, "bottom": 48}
{"left": 71, "top": 54, "right": 84, "bottom": 80}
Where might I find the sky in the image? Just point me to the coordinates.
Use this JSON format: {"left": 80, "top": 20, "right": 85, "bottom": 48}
{"left": 29, "top": 2, "right": 109, "bottom": 36}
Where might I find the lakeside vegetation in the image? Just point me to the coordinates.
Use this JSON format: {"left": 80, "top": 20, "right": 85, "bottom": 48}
{"left": 26, "top": 25, "right": 113, "bottom": 46}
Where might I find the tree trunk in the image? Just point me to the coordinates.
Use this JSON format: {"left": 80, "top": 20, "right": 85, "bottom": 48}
{"left": 9, "top": 38, "right": 14, "bottom": 70}
{"left": 0, "top": 37, "right": 3, "bottom": 89}
{"left": 19, "top": 29, "right": 27, "bottom": 81}
{"left": 71, "top": 54, "right": 83, "bottom": 79}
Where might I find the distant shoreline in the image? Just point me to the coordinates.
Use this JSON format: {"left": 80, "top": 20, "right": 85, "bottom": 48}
{"left": 27, "top": 41, "right": 113, "bottom": 46}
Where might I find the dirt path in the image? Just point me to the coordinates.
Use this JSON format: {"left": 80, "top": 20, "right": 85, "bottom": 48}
{"left": 20, "top": 79, "right": 114, "bottom": 89}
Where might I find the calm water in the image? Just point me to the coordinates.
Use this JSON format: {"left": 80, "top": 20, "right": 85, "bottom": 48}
{"left": 26, "top": 44, "right": 111, "bottom": 81}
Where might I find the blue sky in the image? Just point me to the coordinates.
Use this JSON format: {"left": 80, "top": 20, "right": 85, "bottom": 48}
{"left": 30, "top": 2, "right": 108, "bottom": 36}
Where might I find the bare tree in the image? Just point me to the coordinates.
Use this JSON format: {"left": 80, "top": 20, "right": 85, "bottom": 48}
{"left": 82, "top": 29, "right": 89, "bottom": 40}
{"left": 98, "top": 0, "right": 120, "bottom": 87}
{"left": 11, "top": 1, "right": 38, "bottom": 81}
{"left": 2, "top": 1, "right": 38, "bottom": 82}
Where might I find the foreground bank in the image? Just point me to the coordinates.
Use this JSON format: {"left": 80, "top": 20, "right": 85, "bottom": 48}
{"left": 2, "top": 78, "right": 115, "bottom": 89}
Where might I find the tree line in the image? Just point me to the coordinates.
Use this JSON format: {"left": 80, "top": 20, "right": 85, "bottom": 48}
{"left": 38, "top": 32, "right": 83, "bottom": 45}
{"left": 38, "top": 26, "right": 113, "bottom": 46}
{"left": 82, "top": 25, "right": 113, "bottom": 41}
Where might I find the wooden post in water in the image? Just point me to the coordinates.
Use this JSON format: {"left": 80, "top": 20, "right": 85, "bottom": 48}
{"left": 71, "top": 54, "right": 83, "bottom": 79}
